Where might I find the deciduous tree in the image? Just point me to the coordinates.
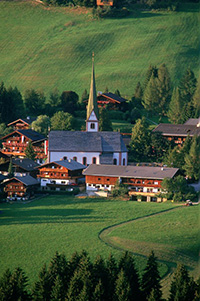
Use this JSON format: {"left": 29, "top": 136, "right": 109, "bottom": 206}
{"left": 31, "top": 115, "right": 50, "bottom": 136}
{"left": 50, "top": 111, "right": 75, "bottom": 131}
{"left": 25, "top": 140, "right": 36, "bottom": 161}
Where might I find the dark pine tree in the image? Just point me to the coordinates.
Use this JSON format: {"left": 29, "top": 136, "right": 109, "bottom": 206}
{"left": 0, "top": 269, "right": 13, "bottom": 301}
{"left": 92, "top": 255, "right": 108, "bottom": 299}
{"left": 99, "top": 107, "right": 113, "bottom": 131}
{"left": 118, "top": 252, "right": 141, "bottom": 301}
{"left": 106, "top": 253, "right": 118, "bottom": 301}
{"left": 32, "top": 264, "right": 51, "bottom": 301}
{"left": 92, "top": 279, "right": 104, "bottom": 301}
{"left": 141, "top": 251, "right": 162, "bottom": 301}
{"left": 115, "top": 269, "right": 131, "bottom": 301}
{"left": 169, "top": 264, "right": 197, "bottom": 301}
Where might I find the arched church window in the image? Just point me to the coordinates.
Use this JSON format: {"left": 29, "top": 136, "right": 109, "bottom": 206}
{"left": 123, "top": 158, "right": 126, "bottom": 166}
{"left": 92, "top": 157, "right": 96, "bottom": 164}
{"left": 83, "top": 157, "right": 87, "bottom": 165}
{"left": 113, "top": 158, "right": 117, "bottom": 165}
{"left": 73, "top": 156, "right": 77, "bottom": 161}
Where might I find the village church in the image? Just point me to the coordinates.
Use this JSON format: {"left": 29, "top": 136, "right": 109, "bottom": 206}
{"left": 48, "top": 57, "right": 128, "bottom": 166}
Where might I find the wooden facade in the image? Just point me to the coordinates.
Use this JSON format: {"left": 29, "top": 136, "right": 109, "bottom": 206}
{"left": 85, "top": 175, "right": 118, "bottom": 187}
{"left": 4, "top": 177, "right": 39, "bottom": 200}
{"left": 37, "top": 163, "right": 83, "bottom": 181}
{"left": 96, "top": 0, "right": 113, "bottom": 6}
{"left": 1, "top": 131, "right": 46, "bottom": 161}
{"left": 7, "top": 119, "right": 30, "bottom": 130}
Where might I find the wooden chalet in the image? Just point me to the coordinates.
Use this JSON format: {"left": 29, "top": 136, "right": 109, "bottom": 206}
{"left": 83, "top": 164, "right": 179, "bottom": 202}
{"left": 7, "top": 117, "right": 36, "bottom": 130}
{"left": 1, "top": 129, "right": 47, "bottom": 163}
{"left": 37, "top": 159, "right": 86, "bottom": 191}
{"left": 153, "top": 118, "right": 200, "bottom": 145}
{"left": 96, "top": 0, "right": 113, "bottom": 6}
{"left": 4, "top": 175, "right": 39, "bottom": 200}
{"left": 97, "top": 92, "right": 128, "bottom": 111}
{"left": 0, "top": 158, "right": 39, "bottom": 178}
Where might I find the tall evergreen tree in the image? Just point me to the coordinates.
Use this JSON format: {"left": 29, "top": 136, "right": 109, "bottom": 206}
{"left": 32, "top": 264, "right": 51, "bottom": 301}
{"left": 168, "top": 87, "right": 184, "bottom": 124}
{"left": 134, "top": 82, "right": 143, "bottom": 101}
{"left": 179, "top": 68, "right": 197, "bottom": 104}
{"left": 99, "top": 107, "right": 113, "bottom": 131}
{"left": 24, "top": 89, "right": 45, "bottom": 116}
{"left": 67, "top": 270, "right": 83, "bottom": 301}
{"left": 118, "top": 252, "right": 141, "bottom": 300}
{"left": 115, "top": 89, "right": 121, "bottom": 97}
{"left": 115, "top": 269, "right": 131, "bottom": 301}
{"left": 129, "top": 117, "right": 151, "bottom": 162}
{"left": 143, "top": 65, "right": 157, "bottom": 90}
{"left": 9, "top": 267, "right": 30, "bottom": 301}
{"left": 25, "top": 140, "right": 36, "bottom": 161}
{"left": 48, "top": 252, "right": 69, "bottom": 291}
{"left": 50, "top": 275, "right": 65, "bottom": 301}
{"left": 92, "top": 255, "right": 107, "bottom": 298}
{"left": 169, "top": 264, "right": 197, "bottom": 301}
{"left": 156, "top": 63, "right": 171, "bottom": 115}
{"left": 0, "top": 269, "right": 13, "bottom": 301}
{"left": 92, "top": 279, "right": 104, "bottom": 301}
{"left": 141, "top": 251, "right": 162, "bottom": 301}
{"left": 106, "top": 254, "right": 118, "bottom": 301}
{"left": 192, "top": 76, "right": 200, "bottom": 117}
{"left": 184, "top": 136, "right": 200, "bottom": 180}
{"left": 143, "top": 75, "right": 159, "bottom": 114}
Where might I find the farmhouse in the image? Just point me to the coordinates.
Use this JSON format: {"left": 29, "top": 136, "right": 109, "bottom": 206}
{"left": 96, "top": 92, "right": 128, "bottom": 111}
{"left": 37, "top": 159, "right": 85, "bottom": 191}
{"left": 83, "top": 164, "right": 179, "bottom": 202}
{"left": 7, "top": 117, "right": 36, "bottom": 131}
{"left": 3, "top": 175, "right": 39, "bottom": 200}
{"left": 0, "top": 158, "right": 39, "bottom": 178}
{"left": 153, "top": 118, "right": 200, "bottom": 145}
{"left": 1, "top": 129, "right": 47, "bottom": 163}
{"left": 48, "top": 57, "right": 128, "bottom": 166}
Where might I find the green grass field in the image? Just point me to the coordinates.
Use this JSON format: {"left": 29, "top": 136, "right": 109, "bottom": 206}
{"left": 0, "top": 1, "right": 199, "bottom": 99}
{"left": 0, "top": 195, "right": 199, "bottom": 294}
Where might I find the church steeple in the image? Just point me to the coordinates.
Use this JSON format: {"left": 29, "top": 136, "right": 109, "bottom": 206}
{"left": 86, "top": 53, "right": 99, "bottom": 132}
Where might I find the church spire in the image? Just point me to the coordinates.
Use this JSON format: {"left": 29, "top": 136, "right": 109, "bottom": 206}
{"left": 87, "top": 52, "right": 99, "bottom": 120}
{"left": 86, "top": 53, "right": 99, "bottom": 132}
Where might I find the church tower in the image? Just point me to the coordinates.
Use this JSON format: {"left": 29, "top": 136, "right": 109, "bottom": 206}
{"left": 86, "top": 54, "right": 99, "bottom": 132}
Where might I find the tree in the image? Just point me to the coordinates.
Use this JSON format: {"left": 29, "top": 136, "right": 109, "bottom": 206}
{"left": 79, "top": 89, "right": 88, "bottom": 110}
{"left": 104, "top": 86, "right": 109, "bottom": 93}
{"left": 8, "top": 158, "right": 14, "bottom": 178}
{"left": 156, "top": 63, "right": 171, "bottom": 115}
{"left": 129, "top": 117, "right": 151, "bottom": 162}
{"left": 143, "top": 65, "right": 157, "bottom": 91}
{"left": 50, "top": 111, "right": 75, "bottom": 131}
{"left": 50, "top": 275, "right": 65, "bottom": 301}
{"left": 106, "top": 254, "right": 118, "bottom": 301}
{"left": 150, "top": 131, "right": 171, "bottom": 162}
{"left": 48, "top": 252, "right": 69, "bottom": 291}
{"left": 141, "top": 251, "right": 162, "bottom": 301}
{"left": 24, "top": 89, "right": 45, "bottom": 116}
{"left": 192, "top": 76, "right": 200, "bottom": 117}
{"left": 134, "top": 82, "right": 143, "bottom": 101}
{"left": 99, "top": 107, "right": 113, "bottom": 131}
{"left": 25, "top": 140, "right": 36, "bottom": 161}
{"left": 118, "top": 252, "right": 141, "bottom": 300}
{"left": 143, "top": 75, "right": 159, "bottom": 114}
{"left": 179, "top": 68, "right": 197, "bottom": 104}
{"left": 32, "top": 264, "right": 51, "bottom": 301}
{"left": 130, "top": 107, "right": 141, "bottom": 124}
{"left": 0, "top": 268, "right": 30, "bottom": 301}
{"left": 184, "top": 136, "right": 200, "bottom": 180}
{"left": 60, "top": 91, "right": 79, "bottom": 115}
{"left": 115, "top": 269, "right": 131, "bottom": 301}
{"left": 92, "top": 279, "right": 104, "bottom": 301}
{"left": 31, "top": 115, "right": 50, "bottom": 136}
{"left": 168, "top": 87, "right": 184, "bottom": 124}
{"left": 115, "top": 89, "right": 121, "bottom": 97}
{"left": 92, "top": 255, "right": 107, "bottom": 299}
{"left": 169, "top": 264, "right": 197, "bottom": 301}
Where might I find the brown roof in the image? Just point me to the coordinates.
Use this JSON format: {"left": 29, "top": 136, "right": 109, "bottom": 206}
{"left": 83, "top": 164, "right": 179, "bottom": 180}
{"left": 152, "top": 123, "right": 200, "bottom": 137}
{"left": 97, "top": 92, "right": 127, "bottom": 104}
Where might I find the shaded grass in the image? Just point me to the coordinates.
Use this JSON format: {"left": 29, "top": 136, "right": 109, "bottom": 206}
{"left": 0, "top": 2, "right": 199, "bottom": 99}
{"left": 0, "top": 196, "right": 175, "bottom": 284}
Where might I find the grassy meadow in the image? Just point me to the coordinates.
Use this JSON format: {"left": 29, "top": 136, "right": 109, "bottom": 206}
{"left": 0, "top": 1, "right": 199, "bottom": 99}
{"left": 0, "top": 195, "right": 199, "bottom": 291}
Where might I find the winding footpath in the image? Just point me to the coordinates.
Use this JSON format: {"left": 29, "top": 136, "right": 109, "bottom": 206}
{"left": 98, "top": 206, "right": 198, "bottom": 298}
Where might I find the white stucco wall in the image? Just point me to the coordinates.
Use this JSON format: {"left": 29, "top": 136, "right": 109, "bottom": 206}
{"left": 41, "top": 178, "right": 75, "bottom": 187}
{"left": 49, "top": 151, "right": 101, "bottom": 165}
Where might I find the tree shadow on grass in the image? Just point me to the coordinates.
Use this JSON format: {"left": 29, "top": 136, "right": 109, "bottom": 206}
{"left": 0, "top": 208, "right": 106, "bottom": 225}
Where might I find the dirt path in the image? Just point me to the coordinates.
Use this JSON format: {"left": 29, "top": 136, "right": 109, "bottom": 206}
{"left": 98, "top": 206, "right": 198, "bottom": 299}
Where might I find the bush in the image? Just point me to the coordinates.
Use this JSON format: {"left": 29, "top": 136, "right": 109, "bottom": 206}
{"left": 108, "top": 111, "right": 125, "bottom": 120}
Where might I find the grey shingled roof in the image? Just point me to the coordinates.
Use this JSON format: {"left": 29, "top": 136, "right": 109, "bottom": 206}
{"left": 5, "top": 175, "right": 39, "bottom": 186}
{"left": 83, "top": 164, "right": 179, "bottom": 180}
{"left": 184, "top": 118, "right": 200, "bottom": 126}
{"left": 38, "top": 159, "right": 86, "bottom": 171}
{"left": 100, "top": 153, "right": 113, "bottom": 164}
{"left": 152, "top": 123, "right": 200, "bottom": 137}
{"left": 13, "top": 158, "right": 39, "bottom": 171}
{"left": 49, "top": 131, "right": 127, "bottom": 153}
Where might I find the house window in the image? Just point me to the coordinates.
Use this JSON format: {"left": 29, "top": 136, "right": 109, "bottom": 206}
{"left": 107, "top": 178, "right": 110, "bottom": 181}
{"left": 83, "top": 157, "right": 87, "bottom": 165}
{"left": 73, "top": 156, "right": 77, "bottom": 161}
{"left": 61, "top": 181, "right": 66, "bottom": 184}
{"left": 154, "top": 181, "right": 158, "bottom": 185}
{"left": 90, "top": 123, "right": 95, "bottom": 129}
{"left": 113, "top": 158, "right": 117, "bottom": 165}
{"left": 98, "top": 178, "right": 101, "bottom": 181}
{"left": 123, "top": 158, "right": 126, "bottom": 165}
{"left": 92, "top": 157, "right": 96, "bottom": 164}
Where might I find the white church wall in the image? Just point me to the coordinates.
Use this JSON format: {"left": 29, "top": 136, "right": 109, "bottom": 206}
{"left": 49, "top": 151, "right": 101, "bottom": 165}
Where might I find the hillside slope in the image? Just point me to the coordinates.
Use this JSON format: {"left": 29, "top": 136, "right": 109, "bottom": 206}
{"left": 0, "top": 1, "right": 199, "bottom": 99}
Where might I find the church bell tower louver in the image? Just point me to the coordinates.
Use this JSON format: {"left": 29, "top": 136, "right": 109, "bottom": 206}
{"left": 86, "top": 53, "right": 99, "bottom": 132}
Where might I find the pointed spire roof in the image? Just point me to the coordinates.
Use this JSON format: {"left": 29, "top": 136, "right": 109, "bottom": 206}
{"left": 87, "top": 53, "right": 99, "bottom": 120}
